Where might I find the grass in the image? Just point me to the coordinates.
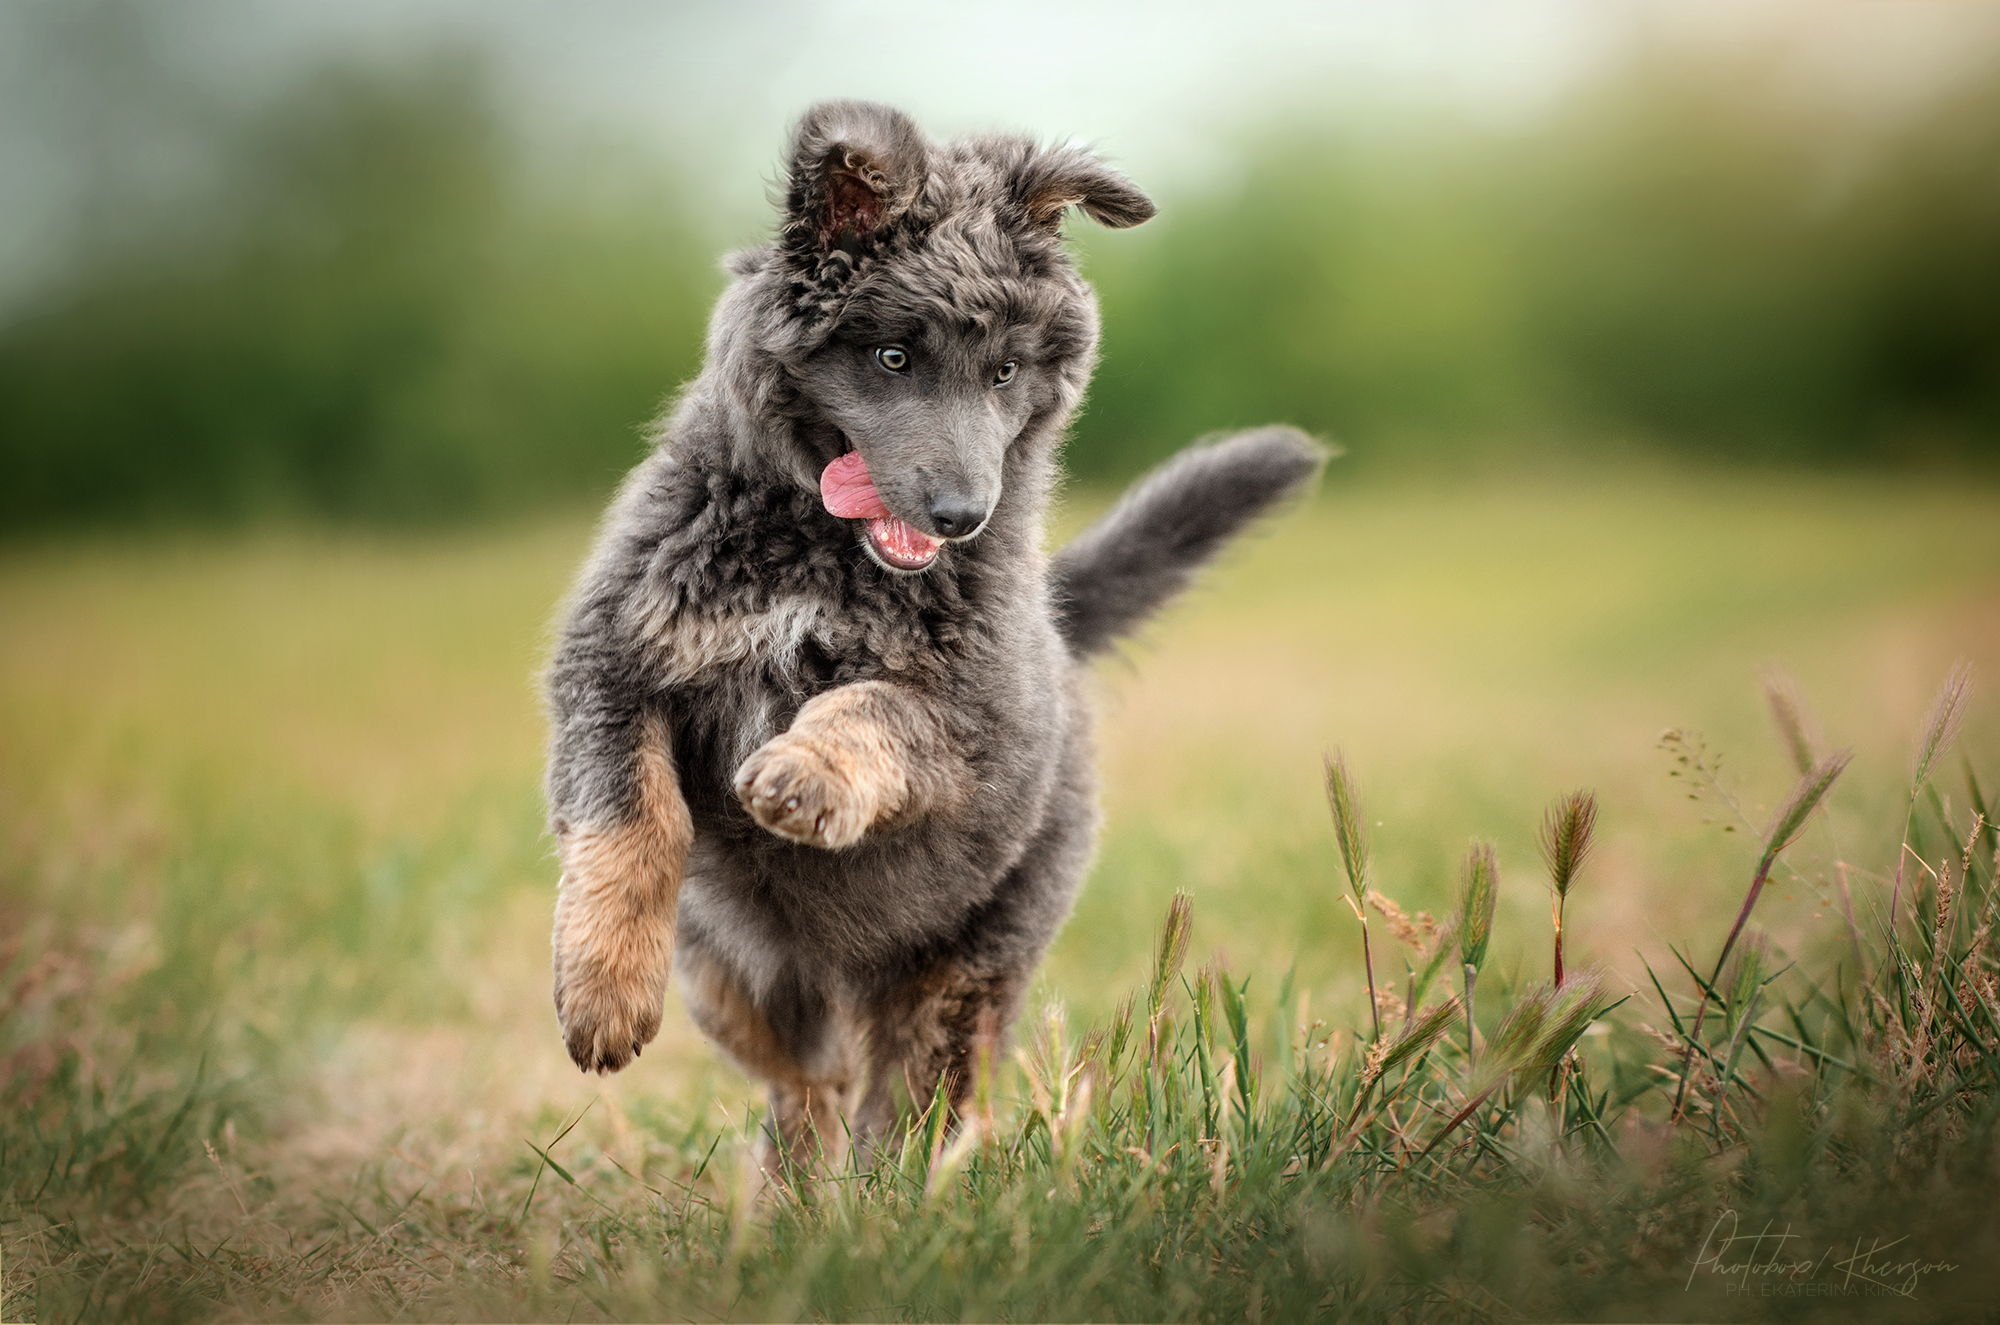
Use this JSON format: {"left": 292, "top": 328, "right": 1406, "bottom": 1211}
{"left": 2, "top": 465, "right": 1998, "bottom": 1321}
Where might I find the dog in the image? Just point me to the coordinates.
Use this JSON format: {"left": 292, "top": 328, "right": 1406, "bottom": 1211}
{"left": 543, "top": 100, "right": 1321, "bottom": 1168}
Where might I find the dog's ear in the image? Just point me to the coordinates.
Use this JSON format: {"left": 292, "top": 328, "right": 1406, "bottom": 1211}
{"left": 784, "top": 101, "right": 928, "bottom": 256}
{"left": 1012, "top": 145, "right": 1155, "bottom": 231}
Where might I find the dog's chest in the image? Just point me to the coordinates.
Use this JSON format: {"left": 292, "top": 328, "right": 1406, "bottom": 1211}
{"left": 631, "top": 578, "right": 980, "bottom": 692}
{"left": 633, "top": 595, "right": 837, "bottom": 687}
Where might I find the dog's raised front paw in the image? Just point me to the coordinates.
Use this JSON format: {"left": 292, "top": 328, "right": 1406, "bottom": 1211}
{"left": 733, "top": 734, "right": 877, "bottom": 849}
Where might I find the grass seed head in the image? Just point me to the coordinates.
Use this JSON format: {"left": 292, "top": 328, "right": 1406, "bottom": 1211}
{"left": 1760, "top": 662, "right": 1822, "bottom": 776}
{"left": 1912, "top": 659, "right": 1974, "bottom": 794}
{"left": 1538, "top": 790, "right": 1599, "bottom": 898}
{"left": 1760, "top": 749, "right": 1853, "bottom": 873}
{"left": 1472, "top": 971, "right": 1607, "bottom": 1092}
{"left": 1148, "top": 891, "right": 1193, "bottom": 1016}
{"left": 1458, "top": 840, "right": 1499, "bottom": 973}
{"left": 1102, "top": 994, "right": 1136, "bottom": 1084}
{"left": 1323, "top": 749, "right": 1370, "bottom": 903}
{"left": 1480, "top": 987, "right": 1551, "bottom": 1086}
{"left": 1366, "top": 997, "right": 1460, "bottom": 1087}
{"left": 1367, "top": 889, "right": 1435, "bottom": 950}
{"left": 1527, "top": 970, "right": 1607, "bottom": 1074}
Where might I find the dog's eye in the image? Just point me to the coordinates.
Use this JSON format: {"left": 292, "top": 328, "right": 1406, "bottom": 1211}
{"left": 993, "top": 360, "right": 1018, "bottom": 386}
{"left": 874, "top": 346, "right": 910, "bottom": 373}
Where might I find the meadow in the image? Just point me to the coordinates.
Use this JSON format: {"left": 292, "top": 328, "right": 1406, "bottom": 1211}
{"left": 4, "top": 465, "right": 1998, "bottom": 1321}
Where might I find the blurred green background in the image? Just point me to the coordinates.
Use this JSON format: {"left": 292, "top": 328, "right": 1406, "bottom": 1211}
{"left": 2, "top": 2, "right": 1997, "bottom": 533}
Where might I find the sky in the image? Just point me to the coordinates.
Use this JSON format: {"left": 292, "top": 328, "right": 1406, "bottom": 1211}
{"left": 0, "top": 0, "right": 1991, "bottom": 315}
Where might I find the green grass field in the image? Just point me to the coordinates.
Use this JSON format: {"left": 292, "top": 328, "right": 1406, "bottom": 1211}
{"left": 4, "top": 466, "right": 1998, "bottom": 1321}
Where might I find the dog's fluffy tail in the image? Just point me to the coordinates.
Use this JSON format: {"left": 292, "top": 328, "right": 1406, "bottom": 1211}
{"left": 1051, "top": 426, "right": 1327, "bottom": 659}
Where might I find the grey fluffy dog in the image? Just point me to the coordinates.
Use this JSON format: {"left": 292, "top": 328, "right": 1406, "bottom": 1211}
{"left": 543, "top": 100, "right": 1321, "bottom": 1167}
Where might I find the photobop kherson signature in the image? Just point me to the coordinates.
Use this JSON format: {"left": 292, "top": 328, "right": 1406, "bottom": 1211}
{"left": 1688, "top": 1209, "right": 1959, "bottom": 1297}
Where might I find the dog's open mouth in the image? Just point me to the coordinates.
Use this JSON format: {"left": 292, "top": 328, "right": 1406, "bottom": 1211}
{"left": 820, "top": 450, "right": 945, "bottom": 571}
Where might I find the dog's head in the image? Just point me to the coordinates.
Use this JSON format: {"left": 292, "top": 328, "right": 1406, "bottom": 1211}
{"left": 716, "top": 101, "right": 1153, "bottom": 572}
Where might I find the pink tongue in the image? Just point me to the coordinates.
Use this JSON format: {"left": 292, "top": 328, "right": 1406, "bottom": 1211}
{"left": 820, "top": 451, "right": 944, "bottom": 566}
{"left": 820, "top": 450, "right": 888, "bottom": 519}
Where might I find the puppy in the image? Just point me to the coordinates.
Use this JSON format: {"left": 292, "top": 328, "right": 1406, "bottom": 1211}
{"left": 544, "top": 100, "right": 1321, "bottom": 1167}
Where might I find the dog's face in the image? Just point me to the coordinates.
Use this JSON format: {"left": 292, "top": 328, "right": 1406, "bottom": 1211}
{"left": 745, "top": 102, "right": 1154, "bottom": 572}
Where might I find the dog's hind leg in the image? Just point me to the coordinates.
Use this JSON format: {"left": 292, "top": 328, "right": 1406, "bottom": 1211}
{"left": 732, "top": 680, "right": 972, "bottom": 850}
{"left": 549, "top": 712, "right": 692, "bottom": 1074}
{"left": 851, "top": 960, "right": 1026, "bottom": 1154}
{"left": 678, "top": 944, "right": 857, "bottom": 1177}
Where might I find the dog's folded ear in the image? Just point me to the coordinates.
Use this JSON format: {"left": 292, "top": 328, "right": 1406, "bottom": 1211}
{"left": 784, "top": 100, "right": 928, "bottom": 257}
{"left": 1012, "top": 145, "right": 1156, "bottom": 232}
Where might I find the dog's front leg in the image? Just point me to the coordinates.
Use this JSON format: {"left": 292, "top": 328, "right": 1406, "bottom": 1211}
{"left": 733, "top": 680, "right": 969, "bottom": 849}
{"left": 550, "top": 713, "right": 692, "bottom": 1073}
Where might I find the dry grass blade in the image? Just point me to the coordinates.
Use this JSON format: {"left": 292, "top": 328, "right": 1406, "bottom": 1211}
{"left": 1323, "top": 749, "right": 1369, "bottom": 903}
{"left": 1760, "top": 662, "right": 1821, "bottom": 776}
{"left": 1912, "top": 660, "right": 1974, "bottom": 793}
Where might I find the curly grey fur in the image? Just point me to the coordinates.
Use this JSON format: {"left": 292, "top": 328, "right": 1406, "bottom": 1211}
{"left": 543, "top": 101, "right": 1322, "bottom": 1140}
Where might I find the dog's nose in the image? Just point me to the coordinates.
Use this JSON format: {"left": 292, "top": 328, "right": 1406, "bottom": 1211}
{"left": 926, "top": 494, "right": 990, "bottom": 538}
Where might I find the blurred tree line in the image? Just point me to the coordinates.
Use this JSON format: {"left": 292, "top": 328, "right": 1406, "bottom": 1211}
{"left": 2, "top": 42, "right": 1996, "bottom": 532}
{"left": 0, "top": 53, "right": 718, "bottom": 529}
{"left": 1082, "top": 54, "right": 2000, "bottom": 478}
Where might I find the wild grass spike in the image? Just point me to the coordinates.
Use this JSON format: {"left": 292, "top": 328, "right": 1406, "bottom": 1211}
{"left": 1458, "top": 840, "right": 1497, "bottom": 973}
{"left": 1360, "top": 997, "right": 1460, "bottom": 1096}
{"left": 1148, "top": 890, "right": 1193, "bottom": 1020}
{"left": 1672, "top": 747, "right": 1851, "bottom": 1120}
{"left": 1759, "top": 662, "right": 1822, "bottom": 776}
{"left": 1760, "top": 748, "right": 1853, "bottom": 876}
{"left": 1539, "top": 790, "right": 1598, "bottom": 988}
{"left": 1425, "top": 970, "right": 1607, "bottom": 1156}
{"left": 1325, "top": 749, "right": 1381, "bottom": 1041}
{"left": 1457, "top": 840, "right": 1499, "bottom": 1070}
{"left": 1324, "top": 749, "right": 1370, "bottom": 901}
{"left": 1895, "top": 662, "right": 1976, "bottom": 933}
{"left": 1912, "top": 659, "right": 1974, "bottom": 793}
{"left": 1145, "top": 890, "right": 1194, "bottom": 1135}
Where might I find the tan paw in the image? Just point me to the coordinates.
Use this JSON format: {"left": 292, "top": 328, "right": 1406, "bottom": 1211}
{"left": 551, "top": 893, "right": 670, "bottom": 1074}
{"left": 733, "top": 733, "right": 876, "bottom": 849}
